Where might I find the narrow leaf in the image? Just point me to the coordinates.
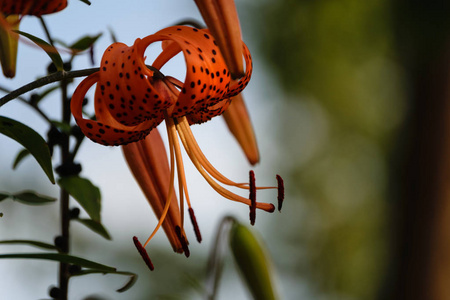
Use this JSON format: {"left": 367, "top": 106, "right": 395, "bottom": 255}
{"left": 0, "top": 239, "right": 59, "bottom": 251}
{"left": 0, "top": 253, "right": 116, "bottom": 272}
{"left": 0, "top": 116, "right": 55, "bottom": 183}
{"left": 78, "top": 0, "right": 91, "bottom": 5}
{"left": 15, "top": 30, "right": 63, "bottom": 71}
{"left": 71, "top": 270, "right": 137, "bottom": 292}
{"left": 12, "top": 148, "right": 30, "bottom": 169}
{"left": 74, "top": 218, "right": 111, "bottom": 240}
{"left": 58, "top": 176, "right": 101, "bottom": 221}
{"left": 229, "top": 223, "right": 279, "bottom": 300}
{"left": 12, "top": 191, "right": 56, "bottom": 205}
{"left": 70, "top": 34, "right": 101, "bottom": 53}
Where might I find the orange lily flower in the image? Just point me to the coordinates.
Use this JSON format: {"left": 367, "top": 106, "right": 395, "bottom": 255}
{"left": 0, "top": 0, "right": 68, "bottom": 77}
{"left": 70, "top": 25, "right": 283, "bottom": 269}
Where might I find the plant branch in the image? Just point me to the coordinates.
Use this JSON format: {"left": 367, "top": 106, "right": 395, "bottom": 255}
{"left": 0, "top": 85, "right": 53, "bottom": 124}
{"left": 0, "top": 66, "right": 164, "bottom": 108}
{"left": 0, "top": 68, "right": 99, "bottom": 107}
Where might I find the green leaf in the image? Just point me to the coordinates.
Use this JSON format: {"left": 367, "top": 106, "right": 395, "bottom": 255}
{"left": 0, "top": 116, "right": 54, "bottom": 183}
{"left": 15, "top": 31, "right": 63, "bottom": 71}
{"left": 50, "top": 120, "right": 71, "bottom": 134}
{"left": 12, "top": 191, "right": 56, "bottom": 205}
{"left": 12, "top": 148, "right": 30, "bottom": 169}
{"left": 71, "top": 270, "right": 137, "bottom": 292}
{"left": 0, "top": 253, "right": 116, "bottom": 272}
{"left": 0, "top": 239, "right": 59, "bottom": 251}
{"left": 69, "top": 34, "right": 102, "bottom": 53}
{"left": 58, "top": 176, "right": 101, "bottom": 222}
{"left": 74, "top": 218, "right": 111, "bottom": 240}
{"left": 229, "top": 223, "right": 279, "bottom": 300}
{"left": 78, "top": 0, "right": 91, "bottom": 5}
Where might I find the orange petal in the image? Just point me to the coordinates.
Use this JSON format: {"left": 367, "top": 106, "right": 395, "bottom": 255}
{"left": 194, "top": 0, "right": 244, "bottom": 78}
{"left": 122, "top": 129, "right": 186, "bottom": 253}
{"left": 0, "top": 0, "right": 67, "bottom": 16}
{"left": 222, "top": 93, "right": 260, "bottom": 165}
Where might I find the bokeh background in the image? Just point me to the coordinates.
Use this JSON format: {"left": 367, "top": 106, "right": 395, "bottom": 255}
{"left": 1, "top": 0, "right": 449, "bottom": 299}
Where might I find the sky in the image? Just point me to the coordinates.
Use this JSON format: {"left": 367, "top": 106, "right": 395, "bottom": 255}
{"left": 0, "top": 1, "right": 292, "bottom": 299}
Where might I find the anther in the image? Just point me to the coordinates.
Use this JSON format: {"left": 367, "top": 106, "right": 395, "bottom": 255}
{"left": 276, "top": 174, "right": 284, "bottom": 212}
{"left": 175, "top": 226, "right": 190, "bottom": 257}
{"left": 249, "top": 170, "right": 256, "bottom": 225}
{"left": 133, "top": 236, "right": 154, "bottom": 271}
{"left": 188, "top": 207, "right": 202, "bottom": 243}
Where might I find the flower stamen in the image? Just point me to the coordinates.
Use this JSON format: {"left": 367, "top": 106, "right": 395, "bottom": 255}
{"left": 133, "top": 236, "right": 154, "bottom": 271}
{"left": 276, "top": 174, "right": 285, "bottom": 211}
{"left": 249, "top": 170, "right": 256, "bottom": 225}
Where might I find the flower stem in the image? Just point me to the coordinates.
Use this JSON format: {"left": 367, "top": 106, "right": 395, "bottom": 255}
{"left": 58, "top": 79, "right": 71, "bottom": 300}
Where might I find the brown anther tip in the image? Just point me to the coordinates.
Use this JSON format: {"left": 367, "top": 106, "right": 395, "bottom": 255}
{"left": 249, "top": 170, "right": 256, "bottom": 225}
{"left": 175, "top": 226, "right": 190, "bottom": 258}
{"left": 188, "top": 207, "right": 202, "bottom": 243}
{"left": 276, "top": 174, "right": 284, "bottom": 212}
{"left": 132, "top": 236, "right": 154, "bottom": 271}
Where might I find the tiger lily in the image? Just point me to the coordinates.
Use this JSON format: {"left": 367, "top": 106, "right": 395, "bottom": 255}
{"left": 70, "top": 25, "right": 283, "bottom": 269}
{"left": 0, "top": 0, "right": 68, "bottom": 77}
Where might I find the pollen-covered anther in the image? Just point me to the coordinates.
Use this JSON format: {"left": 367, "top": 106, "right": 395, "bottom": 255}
{"left": 249, "top": 170, "right": 256, "bottom": 225}
{"left": 132, "top": 236, "right": 154, "bottom": 271}
{"left": 188, "top": 207, "right": 202, "bottom": 243}
{"left": 276, "top": 174, "right": 284, "bottom": 212}
{"left": 175, "top": 226, "right": 190, "bottom": 258}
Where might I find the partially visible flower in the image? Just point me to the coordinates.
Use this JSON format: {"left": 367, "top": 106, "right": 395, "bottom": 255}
{"left": 71, "top": 25, "right": 283, "bottom": 269}
{"left": 0, "top": 0, "right": 68, "bottom": 77}
{"left": 193, "top": 0, "right": 260, "bottom": 164}
{"left": 0, "top": 0, "right": 67, "bottom": 16}
{"left": 0, "top": 14, "right": 18, "bottom": 78}
{"left": 194, "top": 0, "right": 244, "bottom": 78}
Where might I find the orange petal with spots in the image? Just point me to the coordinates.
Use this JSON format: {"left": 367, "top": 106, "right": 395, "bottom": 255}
{"left": 70, "top": 72, "right": 161, "bottom": 146}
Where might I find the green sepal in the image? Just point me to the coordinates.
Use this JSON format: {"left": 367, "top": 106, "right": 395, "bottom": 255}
{"left": 58, "top": 176, "right": 101, "bottom": 222}
{"left": 0, "top": 116, "right": 55, "bottom": 183}
{"left": 15, "top": 30, "right": 63, "bottom": 71}
{"left": 0, "top": 253, "right": 116, "bottom": 272}
{"left": 229, "top": 222, "right": 279, "bottom": 300}
{"left": 74, "top": 218, "right": 111, "bottom": 240}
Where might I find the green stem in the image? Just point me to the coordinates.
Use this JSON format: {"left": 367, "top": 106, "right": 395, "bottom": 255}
{"left": 59, "top": 80, "right": 71, "bottom": 300}
{"left": 0, "top": 68, "right": 99, "bottom": 107}
{"left": 0, "top": 66, "right": 163, "bottom": 108}
{"left": 0, "top": 85, "right": 53, "bottom": 124}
